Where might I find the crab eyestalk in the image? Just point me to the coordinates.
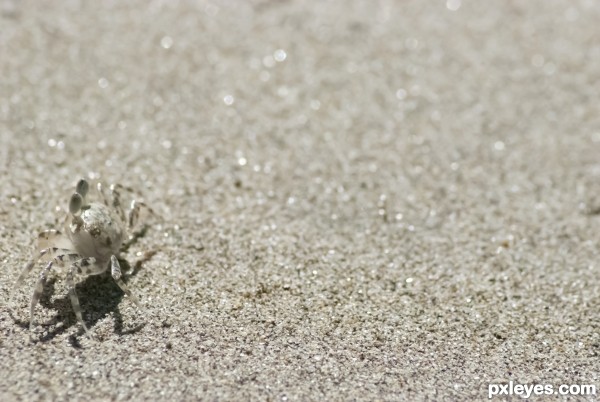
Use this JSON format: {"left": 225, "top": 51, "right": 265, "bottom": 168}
{"left": 69, "top": 193, "right": 82, "bottom": 215}
{"left": 69, "top": 193, "right": 85, "bottom": 233}
{"left": 76, "top": 178, "right": 89, "bottom": 206}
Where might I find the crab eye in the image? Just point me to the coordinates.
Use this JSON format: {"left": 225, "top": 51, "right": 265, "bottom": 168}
{"left": 76, "top": 179, "right": 89, "bottom": 198}
{"left": 69, "top": 193, "right": 83, "bottom": 214}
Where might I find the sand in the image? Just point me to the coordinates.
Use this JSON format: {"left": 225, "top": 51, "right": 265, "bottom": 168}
{"left": 0, "top": 1, "right": 599, "bottom": 400}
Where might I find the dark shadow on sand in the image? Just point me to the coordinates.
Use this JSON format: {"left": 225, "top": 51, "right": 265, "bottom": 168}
{"left": 11, "top": 252, "right": 156, "bottom": 344}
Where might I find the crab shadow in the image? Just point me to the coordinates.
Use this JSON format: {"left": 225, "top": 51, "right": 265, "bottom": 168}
{"left": 13, "top": 256, "right": 152, "bottom": 345}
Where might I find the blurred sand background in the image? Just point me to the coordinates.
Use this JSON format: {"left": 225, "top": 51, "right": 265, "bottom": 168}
{"left": 1, "top": 0, "right": 599, "bottom": 400}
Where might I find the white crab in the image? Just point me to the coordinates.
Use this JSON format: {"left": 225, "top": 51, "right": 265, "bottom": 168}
{"left": 11, "top": 178, "right": 152, "bottom": 335}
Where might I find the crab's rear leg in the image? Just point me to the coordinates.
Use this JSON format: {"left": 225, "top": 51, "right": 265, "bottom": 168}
{"left": 96, "top": 182, "right": 111, "bottom": 207}
{"left": 109, "top": 184, "right": 127, "bottom": 224}
{"left": 109, "top": 183, "right": 159, "bottom": 229}
{"left": 128, "top": 200, "right": 158, "bottom": 231}
{"left": 118, "top": 200, "right": 158, "bottom": 254}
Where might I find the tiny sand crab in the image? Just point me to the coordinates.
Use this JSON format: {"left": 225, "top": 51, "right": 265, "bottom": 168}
{"left": 11, "top": 178, "right": 153, "bottom": 335}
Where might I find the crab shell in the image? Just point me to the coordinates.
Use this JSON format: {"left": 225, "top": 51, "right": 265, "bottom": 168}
{"left": 68, "top": 202, "right": 125, "bottom": 264}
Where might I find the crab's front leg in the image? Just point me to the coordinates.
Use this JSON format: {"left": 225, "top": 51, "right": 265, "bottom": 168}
{"left": 110, "top": 255, "right": 141, "bottom": 309}
{"left": 65, "top": 257, "right": 103, "bottom": 334}
{"left": 37, "top": 229, "right": 72, "bottom": 251}
{"left": 28, "top": 252, "right": 83, "bottom": 331}
{"left": 10, "top": 246, "right": 74, "bottom": 308}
